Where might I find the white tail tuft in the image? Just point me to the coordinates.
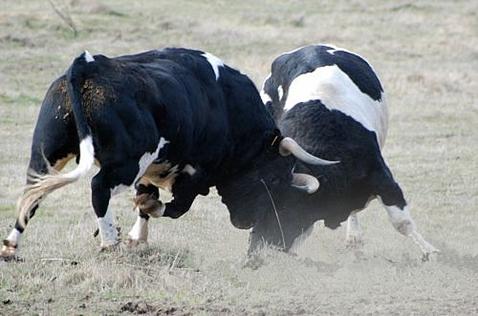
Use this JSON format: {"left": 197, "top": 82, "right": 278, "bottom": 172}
{"left": 18, "top": 136, "right": 95, "bottom": 228}
{"left": 65, "top": 136, "right": 94, "bottom": 179}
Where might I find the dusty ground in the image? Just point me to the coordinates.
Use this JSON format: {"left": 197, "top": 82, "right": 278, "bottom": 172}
{"left": 1, "top": 0, "right": 477, "bottom": 315}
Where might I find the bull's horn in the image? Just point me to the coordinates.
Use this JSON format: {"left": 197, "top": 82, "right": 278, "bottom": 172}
{"left": 279, "top": 137, "right": 339, "bottom": 165}
{"left": 291, "top": 173, "right": 320, "bottom": 194}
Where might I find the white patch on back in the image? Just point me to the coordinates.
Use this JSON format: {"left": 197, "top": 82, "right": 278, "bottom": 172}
{"left": 84, "top": 50, "right": 94, "bottom": 63}
{"left": 97, "top": 207, "right": 118, "bottom": 247}
{"left": 202, "top": 52, "right": 224, "bottom": 80}
{"left": 284, "top": 65, "right": 388, "bottom": 148}
{"left": 277, "top": 85, "right": 284, "bottom": 101}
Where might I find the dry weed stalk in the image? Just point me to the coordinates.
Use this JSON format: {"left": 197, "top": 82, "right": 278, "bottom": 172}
{"left": 48, "top": 0, "right": 78, "bottom": 37}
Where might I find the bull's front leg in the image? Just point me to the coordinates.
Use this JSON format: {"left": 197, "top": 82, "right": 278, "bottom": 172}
{"left": 163, "top": 172, "right": 206, "bottom": 219}
{"left": 127, "top": 172, "right": 207, "bottom": 248}
{"left": 127, "top": 184, "right": 162, "bottom": 247}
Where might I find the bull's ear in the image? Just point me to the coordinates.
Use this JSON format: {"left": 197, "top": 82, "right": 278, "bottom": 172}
{"left": 290, "top": 173, "right": 319, "bottom": 194}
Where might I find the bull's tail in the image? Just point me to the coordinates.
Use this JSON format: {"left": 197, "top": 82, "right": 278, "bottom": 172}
{"left": 18, "top": 51, "right": 96, "bottom": 228}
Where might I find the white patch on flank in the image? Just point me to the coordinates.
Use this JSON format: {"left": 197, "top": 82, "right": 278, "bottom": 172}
{"left": 277, "top": 85, "right": 284, "bottom": 101}
{"left": 109, "top": 138, "right": 170, "bottom": 196}
{"left": 97, "top": 207, "right": 118, "bottom": 247}
{"left": 65, "top": 136, "right": 95, "bottom": 180}
{"left": 84, "top": 50, "right": 94, "bottom": 63}
{"left": 290, "top": 225, "right": 314, "bottom": 254}
{"left": 182, "top": 164, "right": 197, "bottom": 176}
{"left": 6, "top": 229, "right": 21, "bottom": 245}
{"left": 128, "top": 214, "right": 148, "bottom": 242}
{"left": 284, "top": 65, "right": 388, "bottom": 148}
{"left": 202, "top": 52, "right": 224, "bottom": 80}
{"left": 134, "top": 137, "right": 169, "bottom": 185}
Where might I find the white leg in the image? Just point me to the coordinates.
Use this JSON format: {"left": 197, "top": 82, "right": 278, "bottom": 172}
{"left": 345, "top": 212, "right": 363, "bottom": 248}
{"left": 127, "top": 210, "right": 149, "bottom": 246}
{"left": 382, "top": 202, "right": 439, "bottom": 259}
{"left": 97, "top": 207, "right": 119, "bottom": 248}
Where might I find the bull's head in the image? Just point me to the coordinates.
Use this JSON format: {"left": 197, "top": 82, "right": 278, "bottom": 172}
{"left": 216, "top": 130, "right": 337, "bottom": 249}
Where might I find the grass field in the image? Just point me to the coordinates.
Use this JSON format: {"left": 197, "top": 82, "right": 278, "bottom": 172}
{"left": 1, "top": 0, "right": 477, "bottom": 314}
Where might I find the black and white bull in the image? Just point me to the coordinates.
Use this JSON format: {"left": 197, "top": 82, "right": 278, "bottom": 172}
{"left": 255, "top": 44, "right": 439, "bottom": 258}
{"left": 1, "top": 48, "right": 335, "bottom": 258}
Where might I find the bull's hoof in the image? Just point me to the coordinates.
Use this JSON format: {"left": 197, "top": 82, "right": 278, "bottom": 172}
{"left": 421, "top": 249, "right": 440, "bottom": 262}
{"left": 1, "top": 240, "right": 18, "bottom": 261}
{"left": 134, "top": 193, "right": 165, "bottom": 218}
{"left": 243, "top": 254, "right": 265, "bottom": 270}
{"left": 125, "top": 238, "right": 148, "bottom": 248}
{"left": 99, "top": 240, "right": 121, "bottom": 252}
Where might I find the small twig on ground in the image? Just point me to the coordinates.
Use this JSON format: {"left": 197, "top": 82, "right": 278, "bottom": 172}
{"left": 47, "top": 0, "right": 78, "bottom": 37}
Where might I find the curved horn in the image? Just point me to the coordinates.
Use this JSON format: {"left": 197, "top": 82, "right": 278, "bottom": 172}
{"left": 291, "top": 173, "right": 320, "bottom": 194}
{"left": 279, "top": 137, "right": 339, "bottom": 166}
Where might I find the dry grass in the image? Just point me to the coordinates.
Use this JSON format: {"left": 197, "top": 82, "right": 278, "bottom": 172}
{"left": 1, "top": 0, "right": 477, "bottom": 315}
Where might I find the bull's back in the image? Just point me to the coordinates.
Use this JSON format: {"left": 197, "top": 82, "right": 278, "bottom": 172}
{"left": 263, "top": 44, "right": 388, "bottom": 148}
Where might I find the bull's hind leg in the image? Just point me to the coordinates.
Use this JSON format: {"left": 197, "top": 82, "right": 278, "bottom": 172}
{"left": 1, "top": 83, "right": 78, "bottom": 259}
{"left": 378, "top": 177, "right": 439, "bottom": 260}
{"left": 91, "top": 163, "right": 140, "bottom": 249}
{"left": 1, "top": 153, "right": 76, "bottom": 259}
{"left": 381, "top": 202, "right": 439, "bottom": 260}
